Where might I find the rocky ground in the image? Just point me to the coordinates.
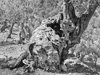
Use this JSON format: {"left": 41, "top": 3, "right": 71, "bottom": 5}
{"left": 0, "top": 0, "right": 100, "bottom": 75}
{"left": 0, "top": 15, "right": 100, "bottom": 75}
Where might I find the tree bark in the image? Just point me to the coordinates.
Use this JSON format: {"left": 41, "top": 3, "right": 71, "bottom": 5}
{"left": 61, "top": 0, "right": 99, "bottom": 64}
{"left": 7, "top": 22, "right": 15, "bottom": 38}
{"left": 18, "top": 22, "right": 26, "bottom": 44}
{"left": 0, "top": 19, "right": 9, "bottom": 32}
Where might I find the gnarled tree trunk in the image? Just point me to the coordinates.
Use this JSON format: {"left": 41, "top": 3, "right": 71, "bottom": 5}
{"left": 61, "top": 0, "right": 99, "bottom": 64}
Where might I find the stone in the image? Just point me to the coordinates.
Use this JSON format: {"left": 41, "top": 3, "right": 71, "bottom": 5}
{"left": 0, "top": 55, "right": 7, "bottom": 62}
{"left": 96, "top": 58, "right": 100, "bottom": 65}
{"left": 0, "top": 45, "right": 28, "bottom": 69}
{"left": 28, "top": 14, "right": 66, "bottom": 72}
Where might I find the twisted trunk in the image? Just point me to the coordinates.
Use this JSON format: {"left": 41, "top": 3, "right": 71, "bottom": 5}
{"left": 61, "top": 0, "right": 99, "bottom": 64}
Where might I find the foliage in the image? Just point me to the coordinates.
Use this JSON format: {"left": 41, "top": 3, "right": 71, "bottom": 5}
{"left": 0, "top": 0, "right": 63, "bottom": 44}
{"left": 0, "top": 0, "right": 100, "bottom": 75}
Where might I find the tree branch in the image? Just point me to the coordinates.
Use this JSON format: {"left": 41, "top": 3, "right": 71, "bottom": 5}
{"left": 64, "top": 0, "right": 78, "bottom": 25}
{"left": 78, "top": 0, "right": 99, "bottom": 37}
{"left": 67, "top": 2, "right": 78, "bottom": 25}
{"left": 60, "top": 0, "right": 99, "bottom": 65}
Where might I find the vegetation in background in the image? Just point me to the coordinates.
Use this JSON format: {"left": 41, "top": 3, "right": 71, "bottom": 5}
{"left": 0, "top": 0, "right": 100, "bottom": 75}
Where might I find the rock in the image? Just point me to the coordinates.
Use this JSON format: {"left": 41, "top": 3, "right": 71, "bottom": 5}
{"left": 63, "top": 57, "right": 79, "bottom": 65}
{"left": 7, "top": 59, "right": 17, "bottom": 69}
{"left": 0, "top": 31, "right": 9, "bottom": 42}
{"left": 96, "top": 58, "right": 100, "bottom": 65}
{"left": 83, "top": 53, "right": 97, "bottom": 65}
{"left": 0, "top": 55, "right": 7, "bottom": 62}
{"left": 0, "top": 45, "right": 28, "bottom": 69}
{"left": 28, "top": 14, "right": 66, "bottom": 72}
{"left": 0, "top": 45, "right": 28, "bottom": 59}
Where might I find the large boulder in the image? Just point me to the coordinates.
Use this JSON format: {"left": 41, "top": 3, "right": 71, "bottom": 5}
{"left": 28, "top": 14, "right": 66, "bottom": 72}
{"left": 0, "top": 45, "right": 28, "bottom": 69}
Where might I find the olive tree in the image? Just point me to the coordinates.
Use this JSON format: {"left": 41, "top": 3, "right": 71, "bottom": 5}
{"left": 61, "top": 0, "right": 99, "bottom": 64}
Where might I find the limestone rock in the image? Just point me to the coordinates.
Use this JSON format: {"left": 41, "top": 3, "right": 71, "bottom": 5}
{"left": 0, "top": 45, "right": 28, "bottom": 69}
{"left": 28, "top": 15, "right": 66, "bottom": 72}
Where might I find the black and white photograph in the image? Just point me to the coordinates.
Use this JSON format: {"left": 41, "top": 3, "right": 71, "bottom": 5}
{"left": 0, "top": 0, "right": 100, "bottom": 75}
